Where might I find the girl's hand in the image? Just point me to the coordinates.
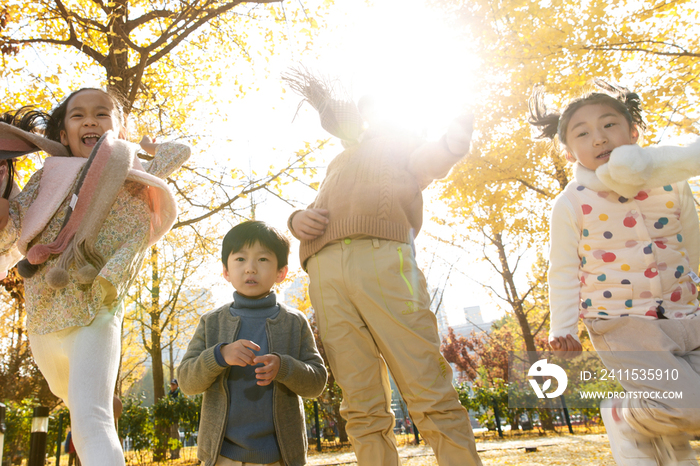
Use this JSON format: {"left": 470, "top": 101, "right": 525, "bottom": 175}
{"left": 221, "top": 339, "right": 260, "bottom": 367}
{"left": 253, "top": 354, "right": 281, "bottom": 386}
{"left": 0, "top": 198, "right": 9, "bottom": 230}
{"left": 549, "top": 335, "right": 582, "bottom": 359}
{"left": 139, "top": 135, "right": 160, "bottom": 156}
{"left": 291, "top": 208, "right": 329, "bottom": 240}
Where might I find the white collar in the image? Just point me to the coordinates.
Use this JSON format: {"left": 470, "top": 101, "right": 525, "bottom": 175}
{"left": 573, "top": 163, "right": 610, "bottom": 192}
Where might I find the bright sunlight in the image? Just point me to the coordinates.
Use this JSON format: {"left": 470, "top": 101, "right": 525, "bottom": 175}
{"left": 311, "top": 0, "right": 481, "bottom": 138}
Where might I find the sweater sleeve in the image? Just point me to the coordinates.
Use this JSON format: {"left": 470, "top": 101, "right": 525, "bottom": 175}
{"left": 678, "top": 182, "right": 700, "bottom": 274}
{"left": 177, "top": 315, "right": 229, "bottom": 395}
{"left": 273, "top": 315, "right": 327, "bottom": 398}
{"left": 407, "top": 115, "right": 473, "bottom": 190}
{"left": 548, "top": 194, "right": 582, "bottom": 342}
{"left": 407, "top": 135, "right": 470, "bottom": 191}
{"left": 407, "top": 140, "right": 463, "bottom": 190}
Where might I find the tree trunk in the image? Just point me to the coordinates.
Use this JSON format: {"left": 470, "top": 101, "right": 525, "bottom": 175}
{"left": 491, "top": 232, "right": 556, "bottom": 431}
{"left": 169, "top": 327, "right": 175, "bottom": 384}
{"left": 492, "top": 232, "right": 539, "bottom": 357}
{"left": 105, "top": 0, "right": 133, "bottom": 104}
{"left": 150, "top": 246, "right": 165, "bottom": 402}
{"left": 149, "top": 246, "right": 167, "bottom": 461}
{"left": 333, "top": 403, "right": 348, "bottom": 443}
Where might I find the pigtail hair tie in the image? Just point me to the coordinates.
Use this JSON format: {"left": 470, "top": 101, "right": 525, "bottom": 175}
{"left": 593, "top": 79, "right": 647, "bottom": 132}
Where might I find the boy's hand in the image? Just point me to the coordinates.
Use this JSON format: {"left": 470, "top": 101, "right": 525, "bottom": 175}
{"left": 291, "top": 208, "right": 329, "bottom": 240}
{"left": 0, "top": 198, "right": 9, "bottom": 230}
{"left": 254, "top": 354, "right": 280, "bottom": 386}
{"left": 221, "top": 340, "right": 261, "bottom": 367}
{"left": 139, "top": 135, "right": 160, "bottom": 156}
{"left": 549, "top": 335, "right": 582, "bottom": 360}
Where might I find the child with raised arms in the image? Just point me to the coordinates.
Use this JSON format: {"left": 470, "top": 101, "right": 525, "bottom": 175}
{"left": 0, "top": 88, "right": 189, "bottom": 465}
{"left": 177, "top": 221, "right": 327, "bottom": 466}
{"left": 531, "top": 80, "right": 700, "bottom": 465}
{"left": 284, "top": 69, "right": 482, "bottom": 466}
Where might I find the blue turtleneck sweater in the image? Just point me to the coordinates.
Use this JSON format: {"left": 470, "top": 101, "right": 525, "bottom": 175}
{"left": 214, "top": 292, "right": 281, "bottom": 464}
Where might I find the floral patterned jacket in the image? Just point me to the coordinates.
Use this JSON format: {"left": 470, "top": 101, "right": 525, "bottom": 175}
{"left": 0, "top": 142, "right": 190, "bottom": 334}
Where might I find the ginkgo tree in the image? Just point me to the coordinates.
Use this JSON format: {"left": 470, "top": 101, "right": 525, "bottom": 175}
{"left": 0, "top": 0, "right": 332, "bottom": 236}
{"left": 0, "top": 0, "right": 333, "bottom": 407}
{"left": 433, "top": 0, "right": 700, "bottom": 357}
{"left": 0, "top": 0, "right": 327, "bottom": 120}
{"left": 122, "top": 226, "right": 215, "bottom": 402}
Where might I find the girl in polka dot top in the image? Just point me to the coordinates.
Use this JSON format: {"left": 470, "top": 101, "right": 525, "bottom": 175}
{"left": 530, "top": 80, "right": 700, "bottom": 466}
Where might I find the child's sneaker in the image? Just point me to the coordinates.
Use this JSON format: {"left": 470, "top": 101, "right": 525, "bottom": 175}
{"left": 601, "top": 400, "right": 657, "bottom": 465}
{"left": 654, "top": 434, "right": 699, "bottom": 465}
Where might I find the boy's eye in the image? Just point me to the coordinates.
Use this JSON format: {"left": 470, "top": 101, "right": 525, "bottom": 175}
{"left": 604, "top": 122, "right": 615, "bottom": 128}
{"left": 259, "top": 257, "right": 269, "bottom": 262}
{"left": 234, "top": 257, "right": 245, "bottom": 261}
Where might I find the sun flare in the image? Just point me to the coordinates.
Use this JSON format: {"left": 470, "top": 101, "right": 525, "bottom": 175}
{"left": 312, "top": 0, "right": 480, "bottom": 138}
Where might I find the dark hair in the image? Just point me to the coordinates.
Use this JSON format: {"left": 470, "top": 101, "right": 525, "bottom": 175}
{"left": 528, "top": 79, "right": 647, "bottom": 146}
{"left": 0, "top": 106, "right": 46, "bottom": 198}
{"left": 44, "top": 88, "right": 128, "bottom": 149}
{"left": 221, "top": 221, "right": 290, "bottom": 269}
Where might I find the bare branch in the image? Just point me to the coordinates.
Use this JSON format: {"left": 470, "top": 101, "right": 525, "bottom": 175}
{"left": 584, "top": 41, "right": 700, "bottom": 59}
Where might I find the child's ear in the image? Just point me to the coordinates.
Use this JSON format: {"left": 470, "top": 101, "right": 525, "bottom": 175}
{"left": 60, "top": 130, "right": 69, "bottom": 147}
{"left": 630, "top": 126, "right": 640, "bottom": 144}
{"left": 222, "top": 264, "right": 230, "bottom": 283}
{"left": 276, "top": 265, "right": 288, "bottom": 284}
{"left": 564, "top": 150, "right": 577, "bottom": 163}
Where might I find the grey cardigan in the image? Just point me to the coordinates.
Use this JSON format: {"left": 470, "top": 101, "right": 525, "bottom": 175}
{"left": 177, "top": 301, "right": 327, "bottom": 466}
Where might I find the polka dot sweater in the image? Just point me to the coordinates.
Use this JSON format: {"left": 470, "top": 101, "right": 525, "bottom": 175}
{"left": 548, "top": 163, "right": 700, "bottom": 341}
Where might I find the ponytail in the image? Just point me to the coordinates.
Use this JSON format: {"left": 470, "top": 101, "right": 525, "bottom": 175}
{"left": 528, "top": 85, "right": 560, "bottom": 141}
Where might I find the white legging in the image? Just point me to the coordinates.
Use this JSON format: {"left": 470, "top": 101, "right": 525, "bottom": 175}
{"left": 29, "top": 306, "right": 125, "bottom": 466}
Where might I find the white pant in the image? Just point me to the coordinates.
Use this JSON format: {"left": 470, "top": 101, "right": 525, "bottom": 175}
{"left": 586, "top": 316, "right": 700, "bottom": 436}
{"left": 29, "top": 306, "right": 124, "bottom": 466}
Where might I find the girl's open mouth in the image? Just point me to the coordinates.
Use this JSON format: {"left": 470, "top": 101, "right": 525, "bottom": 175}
{"left": 81, "top": 133, "right": 101, "bottom": 146}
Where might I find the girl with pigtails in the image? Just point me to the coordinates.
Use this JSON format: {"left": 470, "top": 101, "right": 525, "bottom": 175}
{"left": 531, "top": 80, "right": 700, "bottom": 465}
{"left": 0, "top": 89, "right": 189, "bottom": 465}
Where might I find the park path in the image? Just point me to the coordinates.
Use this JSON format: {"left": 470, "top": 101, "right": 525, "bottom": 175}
{"left": 307, "top": 434, "right": 700, "bottom": 466}
{"left": 307, "top": 434, "right": 605, "bottom": 465}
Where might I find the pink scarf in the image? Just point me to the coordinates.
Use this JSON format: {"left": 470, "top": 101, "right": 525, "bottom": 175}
{"left": 18, "top": 132, "right": 177, "bottom": 288}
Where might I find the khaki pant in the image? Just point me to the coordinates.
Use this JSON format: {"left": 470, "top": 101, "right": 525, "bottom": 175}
{"left": 308, "top": 238, "right": 482, "bottom": 466}
{"left": 585, "top": 316, "right": 700, "bottom": 436}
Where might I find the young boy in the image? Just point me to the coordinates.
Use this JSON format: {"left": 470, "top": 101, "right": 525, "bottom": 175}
{"left": 284, "top": 71, "right": 482, "bottom": 466}
{"left": 178, "top": 221, "right": 327, "bottom": 466}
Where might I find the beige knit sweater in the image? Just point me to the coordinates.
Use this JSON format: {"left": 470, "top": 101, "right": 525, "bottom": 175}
{"left": 292, "top": 129, "right": 465, "bottom": 267}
